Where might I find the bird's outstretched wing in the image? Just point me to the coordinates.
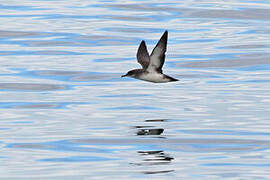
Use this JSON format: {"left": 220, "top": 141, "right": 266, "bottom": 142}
{"left": 147, "top": 31, "right": 168, "bottom": 73}
{"left": 136, "top": 40, "right": 150, "bottom": 69}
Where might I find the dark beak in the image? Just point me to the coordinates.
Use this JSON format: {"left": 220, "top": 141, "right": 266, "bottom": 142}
{"left": 121, "top": 74, "right": 127, "bottom": 78}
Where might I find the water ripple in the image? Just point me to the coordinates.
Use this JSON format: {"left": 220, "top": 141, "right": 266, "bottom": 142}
{"left": 0, "top": 83, "right": 68, "bottom": 91}
{"left": 1, "top": 0, "right": 270, "bottom": 179}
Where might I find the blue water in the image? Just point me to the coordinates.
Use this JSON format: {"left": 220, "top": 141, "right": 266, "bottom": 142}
{"left": 1, "top": 0, "right": 270, "bottom": 179}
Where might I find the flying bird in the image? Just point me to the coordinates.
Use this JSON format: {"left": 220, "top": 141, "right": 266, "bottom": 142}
{"left": 122, "top": 31, "right": 178, "bottom": 83}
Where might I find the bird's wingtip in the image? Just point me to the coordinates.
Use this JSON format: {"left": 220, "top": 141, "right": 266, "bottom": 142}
{"left": 140, "top": 40, "right": 146, "bottom": 45}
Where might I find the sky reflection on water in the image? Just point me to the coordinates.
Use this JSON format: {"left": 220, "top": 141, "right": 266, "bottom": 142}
{"left": 0, "top": 0, "right": 270, "bottom": 179}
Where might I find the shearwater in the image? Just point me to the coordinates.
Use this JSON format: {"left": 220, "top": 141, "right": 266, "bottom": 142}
{"left": 121, "top": 31, "right": 178, "bottom": 83}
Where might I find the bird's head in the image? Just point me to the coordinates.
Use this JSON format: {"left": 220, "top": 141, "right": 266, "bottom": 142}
{"left": 121, "top": 69, "right": 138, "bottom": 78}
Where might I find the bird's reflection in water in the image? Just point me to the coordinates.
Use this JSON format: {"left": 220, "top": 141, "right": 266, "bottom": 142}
{"left": 144, "top": 119, "right": 167, "bottom": 122}
{"left": 143, "top": 170, "right": 175, "bottom": 175}
{"left": 136, "top": 127, "right": 164, "bottom": 136}
{"left": 138, "top": 150, "right": 174, "bottom": 164}
{"left": 134, "top": 119, "right": 167, "bottom": 136}
{"left": 131, "top": 119, "right": 174, "bottom": 175}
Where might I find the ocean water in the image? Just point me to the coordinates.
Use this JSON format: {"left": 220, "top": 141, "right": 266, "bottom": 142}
{"left": 1, "top": 0, "right": 270, "bottom": 179}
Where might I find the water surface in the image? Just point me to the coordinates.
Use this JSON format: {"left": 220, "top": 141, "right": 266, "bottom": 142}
{"left": 1, "top": 0, "right": 270, "bottom": 179}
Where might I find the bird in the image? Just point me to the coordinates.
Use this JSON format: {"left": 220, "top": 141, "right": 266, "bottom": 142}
{"left": 121, "top": 30, "right": 178, "bottom": 83}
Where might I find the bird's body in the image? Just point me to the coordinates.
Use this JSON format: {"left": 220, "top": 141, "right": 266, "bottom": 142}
{"left": 127, "top": 69, "right": 178, "bottom": 83}
{"left": 122, "top": 31, "right": 178, "bottom": 83}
